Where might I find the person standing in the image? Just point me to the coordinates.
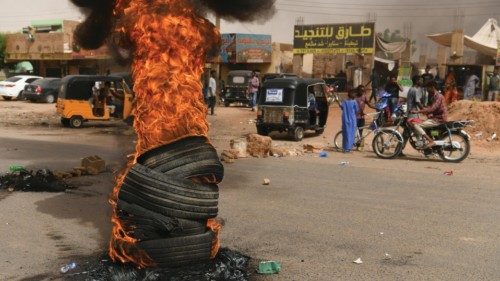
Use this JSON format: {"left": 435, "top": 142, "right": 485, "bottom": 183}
{"left": 353, "top": 67, "right": 363, "bottom": 89}
{"left": 421, "top": 65, "right": 434, "bottom": 85}
{"left": 247, "top": 71, "right": 260, "bottom": 111}
{"left": 369, "top": 68, "right": 381, "bottom": 103}
{"left": 488, "top": 68, "right": 500, "bottom": 101}
{"left": 407, "top": 76, "right": 424, "bottom": 120}
{"left": 355, "top": 85, "right": 375, "bottom": 150}
{"left": 463, "top": 71, "right": 480, "bottom": 100}
{"left": 443, "top": 69, "right": 458, "bottom": 105}
{"left": 207, "top": 70, "right": 217, "bottom": 115}
{"left": 340, "top": 90, "right": 359, "bottom": 153}
{"left": 385, "top": 75, "right": 403, "bottom": 115}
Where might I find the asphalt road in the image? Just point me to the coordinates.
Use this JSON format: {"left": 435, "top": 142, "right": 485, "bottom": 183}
{"left": 0, "top": 118, "right": 499, "bottom": 280}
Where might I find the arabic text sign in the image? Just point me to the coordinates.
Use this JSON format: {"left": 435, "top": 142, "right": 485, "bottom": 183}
{"left": 293, "top": 23, "right": 375, "bottom": 54}
{"left": 266, "top": 89, "right": 284, "bottom": 103}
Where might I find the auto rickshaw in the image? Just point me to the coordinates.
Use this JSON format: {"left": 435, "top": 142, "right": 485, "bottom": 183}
{"left": 256, "top": 78, "right": 329, "bottom": 141}
{"left": 223, "top": 70, "right": 254, "bottom": 107}
{"left": 56, "top": 75, "right": 134, "bottom": 128}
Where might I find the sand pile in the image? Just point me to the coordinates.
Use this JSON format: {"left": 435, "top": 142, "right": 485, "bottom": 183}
{"left": 447, "top": 101, "right": 499, "bottom": 146}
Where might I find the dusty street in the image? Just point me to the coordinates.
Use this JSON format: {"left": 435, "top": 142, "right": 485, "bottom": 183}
{"left": 0, "top": 101, "right": 499, "bottom": 280}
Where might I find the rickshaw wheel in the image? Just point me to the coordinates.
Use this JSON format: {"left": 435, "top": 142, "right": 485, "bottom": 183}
{"left": 291, "top": 126, "right": 304, "bottom": 141}
{"left": 69, "top": 116, "right": 84, "bottom": 129}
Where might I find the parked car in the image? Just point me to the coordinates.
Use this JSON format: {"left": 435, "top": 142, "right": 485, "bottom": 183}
{"left": 23, "top": 78, "right": 62, "bottom": 103}
{"left": 0, "top": 75, "right": 43, "bottom": 100}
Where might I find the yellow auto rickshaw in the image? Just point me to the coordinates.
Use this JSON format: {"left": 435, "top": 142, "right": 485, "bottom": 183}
{"left": 56, "top": 75, "right": 134, "bottom": 128}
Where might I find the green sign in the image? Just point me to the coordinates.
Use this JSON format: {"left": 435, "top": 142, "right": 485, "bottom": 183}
{"left": 293, "top": 23, "right": 375, "bottom": 54}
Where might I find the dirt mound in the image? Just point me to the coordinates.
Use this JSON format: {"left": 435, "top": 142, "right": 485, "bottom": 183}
{"left": 447, "top": 101, "right": 499, "bottom": 148}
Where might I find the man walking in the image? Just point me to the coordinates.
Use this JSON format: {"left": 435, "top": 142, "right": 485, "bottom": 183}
{"left": 488, "top": 68, "right": 499, "bottom": 101}
{"left": 248, "top": 71, "right": 260, "bottom": 111}
{"left": 208, "top": 70, "right": 217, "bottom": 115}
{"left": 369, "top": 68, "right": 381, "bottom": 103}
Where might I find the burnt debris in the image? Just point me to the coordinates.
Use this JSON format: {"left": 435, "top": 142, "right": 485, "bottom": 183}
{"left": 0, "top": 169, "right": 70, "bottom": 192}
{"left": 63, "top": 248, "right": 251, "bottom": 281}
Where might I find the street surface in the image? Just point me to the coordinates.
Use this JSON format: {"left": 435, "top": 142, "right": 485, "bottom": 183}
{"left": 0, "top": 101, "right": 499, "bottom": 280}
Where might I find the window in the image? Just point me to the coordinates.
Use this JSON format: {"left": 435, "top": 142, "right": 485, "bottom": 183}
{"left": 232, "top": 76, "right": 245, "bottom": 84}
{"left": 26, "top": 78, "right": 40, "bottom": 84}
{"left": 6, "top": 77, "right": 21, "bottom": 83}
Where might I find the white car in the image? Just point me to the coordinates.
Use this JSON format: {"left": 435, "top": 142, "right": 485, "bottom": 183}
{"left": 0, "top": 75, "right": 43, "bottom": 100}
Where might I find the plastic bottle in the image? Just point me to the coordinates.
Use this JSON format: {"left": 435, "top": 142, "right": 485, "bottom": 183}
{"left": 60, "top": 262, "right": 77, "bottom": 273}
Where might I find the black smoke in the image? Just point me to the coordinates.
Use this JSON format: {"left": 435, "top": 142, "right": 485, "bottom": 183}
{"left": 191, "top": 0, "right": 276, "bottom": 22}
{"left": 69, "top": 0, "right": 116, "bottom": 50}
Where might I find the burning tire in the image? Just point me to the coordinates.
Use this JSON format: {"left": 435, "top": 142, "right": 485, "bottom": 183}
{"left": 139, "top": 230, "right": 214, "bottom": 268}
{"left": 115, "top": 137, "right": 224, "bottom": 267}
{"left": 118, "top": 201, "right": 207, "bottom": 241}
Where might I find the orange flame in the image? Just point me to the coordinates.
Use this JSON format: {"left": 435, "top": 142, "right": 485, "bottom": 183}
{"left": 108, "top": 0, "right": 221, "bottom": 267}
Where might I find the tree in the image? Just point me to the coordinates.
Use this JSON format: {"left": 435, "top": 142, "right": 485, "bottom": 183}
{"left": 0, "top": 33, "right": 6, "bottom": 69}
{"left": 378, "top": 28, "right": 417, "bottom": 56}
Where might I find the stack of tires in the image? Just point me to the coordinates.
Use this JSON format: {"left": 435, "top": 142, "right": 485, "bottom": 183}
{"left": 117, "top": 136, "right": 224, "bottom": 267}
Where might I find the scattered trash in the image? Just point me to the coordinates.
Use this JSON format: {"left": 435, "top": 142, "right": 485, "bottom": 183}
{"left": 257, "top": 261, "right": 281, "bottom": 275}
{"left": 263, "top": 178, "right": 270, "bottom": 185}
{"left": 9, "top": 165, "right": 25, "bottom": 173}
{"left": 61, "top": 248, "right": 251, "bottom": 281}
{"left": 339, "top": 161, "right": 350, "bottom": 166}
{"left": 384, "top": 253, "right": 392, "bottom": 260}
{"left": 319, "top": 151, "right": 328, "bottom": 158}
{"left": 0, "top": 169, "right": 70, "bottom": 192}
{"left": 443, "top": 171, "right": 453, "bottom": 176}
{"left": 353, "top": 258, "right": 363, "bottom": 264}
{"left": 492, "top": 133, "right": 497, "bottom": 140}
{"left": 60, "top": 262, "right": 77, "bottom": 273}
{"left": 474, "top": 132, "right": 483, "bottom": 138}
{"left": 379, "top": 232, "right": 384, "bottom": 235}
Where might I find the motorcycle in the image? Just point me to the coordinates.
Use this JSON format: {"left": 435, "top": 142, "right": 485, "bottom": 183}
{"left": 371, "top": 105, "right": 472, "bottom": 163}
{"left": 374, "top": 91, "right": 393, "bottom": 126}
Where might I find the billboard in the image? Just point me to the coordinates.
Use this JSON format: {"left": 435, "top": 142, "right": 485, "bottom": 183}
{"left": 220, "top": 34, "right": 272, "bottom": 63}
{"left": 293, "top": 23, "right": 375, "bottom": 54}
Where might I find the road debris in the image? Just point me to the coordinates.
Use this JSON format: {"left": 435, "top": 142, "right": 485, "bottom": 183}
{"left": 339, "top": 161, "right": 350, "bottom": 166}
{"left": 257, "top": 261, "right": 281, "bottom": 274}
{"left": 230, "top": 138, "right": 248, "bottom": 158}
{"left": 263, "top": 178, "right": 271, "bottom": 185}
{"left": 246, "top": 134, "right": 272, "bottom": 158}
{"left": 384, "top": 253, "right": 392, "bottom": 260}
{"left": 319, "top": 151, "right": 328, "bottom": 158}
{"left": 220, "top": 149, "right": 239, "bottom": 163}
{"left": 9, "top": 165, "right": 25, "bottom": 173}
{"left": 60, "top": 262, "right": 77, "bottom": 273}
{"left": 0, "top": 169, "right": 70, "bottom": 192}
{"left": 353, "top": 258, "right": 363, "bottom": 264}
{"left": 81, "top": 155, "right": 106, "bottom": 174}
{"left": 62, "top": 248, "right": 251, "bottom": 281}
{"left": 443, "top": 171, "right": 454, "bottom": 176}
{"left": 303, "top": 143, "right": 325, "bottom": 153}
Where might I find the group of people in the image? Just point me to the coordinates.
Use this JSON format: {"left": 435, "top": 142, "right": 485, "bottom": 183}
{"left": 91, "top": 81, "right": 124, "bottom": 117}
{"left": 340, "top": 67, "right": 451, "bottom": 153}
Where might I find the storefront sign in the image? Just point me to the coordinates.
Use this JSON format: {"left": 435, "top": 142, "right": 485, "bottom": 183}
{"left": 293, "top": 23, "right": 375, "bottom": 54}
{"left": 220, "top": 34, "right": 272, "bottom": 63}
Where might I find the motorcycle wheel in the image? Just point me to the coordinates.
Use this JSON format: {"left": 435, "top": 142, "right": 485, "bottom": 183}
{"left": 372, "top": 129, "right": 403, "bottom": 159}
{"left": 438, "top": 131, "right": 470, "bottom": 163}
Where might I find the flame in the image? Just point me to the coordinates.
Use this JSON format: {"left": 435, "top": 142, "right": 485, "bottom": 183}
{"left": 108, "top": 0, "right": 221, "bottom": 267}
